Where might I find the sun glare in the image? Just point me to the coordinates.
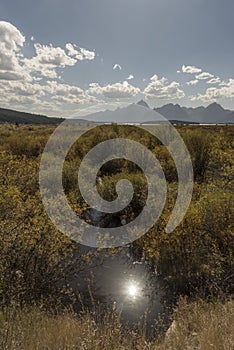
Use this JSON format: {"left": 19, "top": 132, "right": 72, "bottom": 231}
{"left": 128, "top": 283, "right": 139, "bottom": 298}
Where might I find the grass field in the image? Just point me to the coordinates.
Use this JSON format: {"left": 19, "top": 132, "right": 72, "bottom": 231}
{"left": 0, "top": 298, "right": 233, "bottom": 350}
{"left": 0, "top": 123, "right": 233, "bottom": 349}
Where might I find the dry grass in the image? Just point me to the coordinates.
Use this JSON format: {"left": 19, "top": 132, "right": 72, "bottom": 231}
{"left": 159, "top": 298, "right": 234, "bottom": 350}
{"left": 0, "top": 298, "right": 233, "bottom": 350}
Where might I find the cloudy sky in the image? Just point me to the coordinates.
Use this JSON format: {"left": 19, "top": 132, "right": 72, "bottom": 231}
{"left": 0, "top": 0, "right": 233, "bottom": 117}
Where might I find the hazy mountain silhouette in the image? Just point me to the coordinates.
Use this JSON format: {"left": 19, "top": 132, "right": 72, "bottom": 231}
{"left": 78, "top": 103, "right": 164, "bottom": 124}
{"left": 76, "top": 101, "right": 234, "bottom": 124}
{"left": 154, "top": 102, "right": 234, "bottom": 124}
{"left": 0, "top": 101, "right": 233, "bottom": 124}
{"left": 137, "top": 100, "right": 150, "bottom": 108}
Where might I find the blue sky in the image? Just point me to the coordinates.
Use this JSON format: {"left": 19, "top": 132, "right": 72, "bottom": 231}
{"left": 0, "top": 0, "right": 233, "bottom": 117}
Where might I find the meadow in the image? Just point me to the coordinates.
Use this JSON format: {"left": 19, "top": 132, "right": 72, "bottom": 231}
{"left": 0, "top": 123, "right": 233, "bottom": 349}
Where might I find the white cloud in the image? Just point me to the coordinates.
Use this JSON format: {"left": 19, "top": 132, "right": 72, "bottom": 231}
{"left": 23, "top": 43, "right": 95, "bottom": 80}
{"left": 0, "top": 76, "right": 98, "bottom": 113}
{"left": 144, "top": 74, "right": 185, "bottom": 100}
{"left": 0, "top": 80, "right": 46, "bottom": 108}
{"left": 191, "top": 79, "right": 234, "bottom": 102}
{"left": 0, "top": 21, "right": 99, "bottom": 115}
{"left": 46, "top": 80, "right": 98, "bottom": 104}
{"left": 23, "top": 43, "right": 78, "bottom": 79}
{"left": 186, "top": 79, "right": 199, "bottom": 86}
{"left": 5, "top": 95, "right": 41, "bottom": 105}
{"left": 8, "top": 81, "right": 45, "bottom": 97}
{"left": 0, "top": 80, "right": 46, "bottom": 102}
{"left": 195, "top": 72, "right": 214, "bottom": 80}
{"left": 66, "top": 43, "right": 95, "bottom": 60}
{"left": 207, "top": 77, "right": 221, "bottom": 84}
{"left": 79, "top": 47, "right": 95, "bottom": 60}
{"left": 127, "top": 74, "right": 134, "bottom": 80}
{"left": 219, "top": 80, "right": 229, "bottom": 86}
{"left": 182, "top": 65, "right": 202, "bottom": 74}
{"left": 0, "top": 21, "right": 25, "bottom": 51}
{"left": 33, "top": 43, "right": 76, "bottom": 66}
{"left": 113, "top": 64, "right": 122, "bottom": 71}
{"left": 0, "top": 21, "right": 26, "bottom": 81}
{"left": 88, "top": 81, "right": 140, "bottom": 99}
{"left": 0, "top": 22, "right": 96, "bottom": 84}
{"left": 0, "top": 71, "right": 24, "bottom": 81}
{"left": 66, "top": 43, "right": 79, "bottom": 57}
{"left": 46, "top": 80, "right": 84, "bottom": 96}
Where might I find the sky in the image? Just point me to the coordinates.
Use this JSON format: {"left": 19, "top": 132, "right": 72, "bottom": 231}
{"left": 0, "top": 0, "right": 233, "bottom": 117}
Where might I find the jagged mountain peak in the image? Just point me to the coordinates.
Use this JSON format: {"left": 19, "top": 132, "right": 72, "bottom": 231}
{"left": 206, "top": 102, "right": 225, "bottom": 111}
{"left": 137, "top": 100, "right": 150, "bottom": 108}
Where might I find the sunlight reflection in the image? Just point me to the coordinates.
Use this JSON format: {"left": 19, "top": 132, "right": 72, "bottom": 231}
{"left": 126, "top": 281, "right": 140, "bottom": 299}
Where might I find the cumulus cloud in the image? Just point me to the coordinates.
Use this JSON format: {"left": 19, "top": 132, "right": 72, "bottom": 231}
{"left": 195, "top": 72, "right": 214, "bottom": 80}
{"left": 0, "top": 71, "right": 24, "bottom": 80}
{"left": 65, "top": 43, "right": 95, "bottom": 60}
{"left": 24, "top": 42, "right": 95, "bottom": 79}
{"left": 35, "top": 43, "right": 77, "bottom": 66}
{"left": 80, "top": 47, "right": 95, "bottom": 60}
{"left": 186, "top": 79, "right": 199, "bottom": 86}
{"left": 191, "top": 79, "right": 234, "bottom": 102}
{"left": 207, "top": 77, "right": 221, "bottom": 84}
{"left": 66, "top": 43, "right": 79, "bottom": 57}
{"left": 46, "top": 80, "right": 83, "bottom": 95}
{"left": 0, "top": 80, "right": 46, "bottom": 108}
{"left": 113, "top": 64, "right": 122, "bottom": 71}
{"left": 0, "top": 21, "right": 26, "bottom": 81}
{"left": 8, "top": 81, "right": 45, "bottom": 97}
{"left": 182, "top": 65, "right": 202, "bottom": 74}
{"left": 0, "top": 21, "right": 25, "bottom": 51}
{"left": 144, "top": 74, "right": 185, "bottom": 100}
{"left": 88, "top": 81, "right": 140, "bottom": 99}
{"left": 46, "top": 81, "right": 98, "bottom": 104}
{"left": 0, "top": 21, "right": 99, "bottom": 115}
{"left": 23, "top": 43, "right": 78, "bottom": 79}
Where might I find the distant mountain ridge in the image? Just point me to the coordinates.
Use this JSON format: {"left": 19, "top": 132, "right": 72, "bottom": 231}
{"left": 77, "top": 103, "right": 164, "bottom": 124}
{"left": 77, "top": 101, "right": 234, "bottom": 124}
{"left": 154, "top": 102, "right": 234, "bottom": 124}
{"left": 0, "top": 102, "right": 233, "bottom": 125}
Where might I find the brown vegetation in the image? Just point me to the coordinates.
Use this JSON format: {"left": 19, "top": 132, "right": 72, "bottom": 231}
{"left": 0, "top": 123, "right": 233, "bottom": 348}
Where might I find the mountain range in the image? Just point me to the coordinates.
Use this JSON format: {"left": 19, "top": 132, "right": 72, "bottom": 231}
{"left": 154, "top": 102, "right": 234, "bottom": 124}
{"left": 0, "top": 101, "right": 233, "bottom": 125}
{"left": 75, "top": 100, "right": 234, "bottom": 124}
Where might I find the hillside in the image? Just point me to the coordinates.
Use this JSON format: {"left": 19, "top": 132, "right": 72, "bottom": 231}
{"left": 0, "top": 107, "right": 64, "bottom": 125}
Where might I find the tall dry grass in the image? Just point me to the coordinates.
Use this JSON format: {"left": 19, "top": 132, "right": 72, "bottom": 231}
{"left": 0, "top": 298, "right": 233, "bottom": 350}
